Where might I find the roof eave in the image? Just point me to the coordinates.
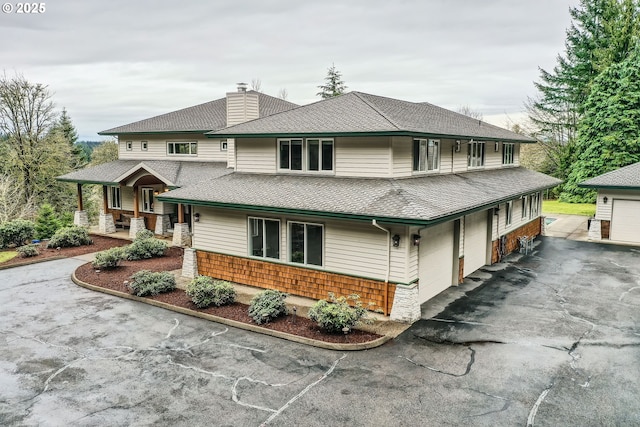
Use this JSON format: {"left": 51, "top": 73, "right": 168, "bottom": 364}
{"left": 98, "top": 129, "right": 216, "bottom": 136}
{"left": 578, "top": 183, "right": 640, "bottom": 190}
{"left": 56, "top": 177, "right": 119, "bottom": 186}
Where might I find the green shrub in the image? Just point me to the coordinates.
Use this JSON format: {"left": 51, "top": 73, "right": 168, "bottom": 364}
{"left": 135, "top": 229, "right": 155, "bottom": 240}
{"left": 125, "top": 237, "right": 167, "bottom": 260}
{"left": 47, "top": 226, "right": 92, "bottom": 248}
{"left": 186, "top": 276, "right": 236, "bottom": 308}
{"left": 16, "top": 244, "right": 39, "bottom": 258}
{"left": 308, "top": 293, "right": 371, "bottom": 334}
{"left": 35, "top": 204, "right": 61, "bottom": 240}
{"left": 92, "top": 247, "right": 125, "bottom": 269}
{"left": 248, "top": 289, "right": 288, "bottom": 325}
{"left": 58, "top": 212, "right": 74, "bottom": 228}
{"left": 0, "top": 219, "right": 36, "bottom": 248}
{"left": 127, "top": 270, "right": 176, "bottom": 296}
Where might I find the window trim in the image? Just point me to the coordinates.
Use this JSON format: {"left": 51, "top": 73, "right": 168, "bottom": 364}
{"left": 521, "top": 195, "right": 528, "bottom": 219}
{"left": 141, "top": 187, "right": 154, "bottom": 213}
{"left": 505, "top": 200, "right": 513, "bottom": 226}
{"left": 278, "top": 138, "right": 334, "bottom": 174}
{"left": 412, "top": 138, "right": 440, "bottom": 173}
{"left": 125, "top": 141, "right": 132, "bottom": 151}
{"left": 502, "top": 143, "right": 515, "bottom": 165}
{"left": 468, "top": 141, "right": 486, "bottom": 168}
{"left": 287, "top": 220, "right": 324, "bottom": 266}
{"left": 141, "top": 141, "right": 148, "bottom": 151}
{"left": 167, "top": 141, "right": 198, "bottom": 156}
{"left": 248, "top": 216, "right": 280, "bottom": 260}
{"left": 109, "top": 186, "right": 121, "bottom": 209}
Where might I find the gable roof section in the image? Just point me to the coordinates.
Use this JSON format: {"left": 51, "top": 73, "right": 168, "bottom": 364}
{"left": 57, "top": 160, "right": 232, "bottom": 187}
{"left": 209, "top": 92, "right": 536, "bottom": 143}
{"left": 99, "top": 91, "right": 298, "bottom": 135}
{"left": 158, "top": 167, "right": 560, "bottom": 225}
{"left": 579, "top": 161, "right": 640, "bottom": 190}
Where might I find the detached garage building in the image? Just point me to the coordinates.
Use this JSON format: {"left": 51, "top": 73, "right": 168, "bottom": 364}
{"left": 580, "top": 162, "right": 640, "bottom": 244}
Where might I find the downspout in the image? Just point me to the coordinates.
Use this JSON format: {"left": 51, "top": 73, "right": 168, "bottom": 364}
{"left": 372, "top": 220, "right": 391, "bottom": 315}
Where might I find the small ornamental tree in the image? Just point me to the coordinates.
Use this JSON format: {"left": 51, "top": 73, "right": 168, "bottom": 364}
{"left": 35, "top": 203, "right": 61, "bottom": 240}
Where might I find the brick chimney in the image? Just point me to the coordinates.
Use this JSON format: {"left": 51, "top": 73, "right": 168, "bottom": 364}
{"left": 226, "top": 82, "right": 259, "bottom": 126}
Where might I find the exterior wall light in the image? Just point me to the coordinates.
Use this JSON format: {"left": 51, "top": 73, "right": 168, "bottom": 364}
{"left": 194, "top": 213, "right": 201, "bottom": 222}
{"left": 392, "top": 234, "right": 401, "bottom": 247}
{"left": 412, "top": 234, "right": 421, "bottom": 246}
{"left": 603, "top": 196, "right": 608, "bottom": 204}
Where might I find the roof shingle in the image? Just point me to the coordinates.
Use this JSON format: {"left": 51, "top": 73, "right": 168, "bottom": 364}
{"left": 579, "top": 161, "right": 640, "bottom": 189}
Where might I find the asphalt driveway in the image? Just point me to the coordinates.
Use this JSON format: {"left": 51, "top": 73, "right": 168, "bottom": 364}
{"left": 1, "top": 237, "right": 639, "bottom": 426}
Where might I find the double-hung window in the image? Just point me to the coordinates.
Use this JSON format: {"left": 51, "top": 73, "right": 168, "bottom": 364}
{"left": 468, "top": 141, "right": 485, "bottom": 168}
{"left": 530, "top": 192, "right": 540, "bottom": 217}
{"left": 249, "top": 217, "right": 280, "bottom": 259}
{"left": 289, "top": 221, "right": 323, "bottom": 266}
{"left": 412, "top": 139, "right": 440, "bottom": 172}
{"left": 167, "top": 141, "right": 198, "bottom": 156}
{"left": 141, "top": 188, "right": 154, "bottom": 213}
{"left": 521, "top": 196, "right": 528, "bottom": 219}
{"left": 505, "top": 201, "right": 513, "bottom": 226}
{"left": 278, "top": 139, "right": 334, "bottom": 172}
{"left": 109, "top": 186, "right": 121, "bottom": 209}
{"left": 502, "top": 143, "right": 514, "bottom": 165}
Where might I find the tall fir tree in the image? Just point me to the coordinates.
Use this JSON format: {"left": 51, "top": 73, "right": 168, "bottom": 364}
{"left": 317, "top": 64, "right": 347, "bottom": 99}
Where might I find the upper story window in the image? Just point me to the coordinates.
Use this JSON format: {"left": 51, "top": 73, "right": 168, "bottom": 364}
{"left": 249, "top": 217, "right": 280, "bottom": 259}
{"left": 289, "top": 221, "right": 323, "bottom": 266}
{"left": 141, "top": 141, "right": 148, "bottom": 151}
{"left": 468, "top": 141, "right": 485, "bottom": 168}
{"left": 167, "top": 141, "right": 197, "bottom": 156}
{"left": 109, "top": 186, "right": 121, "bottom": 209}
{"left": 503, "top": 143, "right": 514, "bottom": 165}
{"left": 278, "top": 138, "right": 334, "bottom": 173}
{"left": 412, "top": 139, "right": 440, "bottom": 172}
{"left": 125, "top": 141, "right": 132, "bottom": 151}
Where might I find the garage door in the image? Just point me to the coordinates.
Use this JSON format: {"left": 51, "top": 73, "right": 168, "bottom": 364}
{"left": 610, "top": 199, "right": 640, "bottom": 243}
{"left": 464, "top": 210, "right": 489, "bottom": 277}
{"left": 418, "top": 221, "right": 455, "bottom": 304}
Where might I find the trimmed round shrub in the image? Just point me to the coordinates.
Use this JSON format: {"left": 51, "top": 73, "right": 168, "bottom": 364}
{"left": 16, "top": 244, "right": 39, "bottom": 258}
{"left": 248, "top": 289, "right": 288, "bottom": 325}
{"left": 135, "top": 229, "right": 155, "bottom": 240}
{"left": 125, "top": 238, "right": 167, "bottom": 260}
{"left": 92, "top": 247, "right": 125, "bottom": 269}
{"left": 186, "top": 276, "right": 236, "bottom": 308}
{"left": 127, "top": 270, "right": 176, "bottom": 297}
{"left": 308, "top": 293, "right": 371, "bottom": 334}
{"left": 0, "top": 219, "right": 35, "bottom": 248}
{"left": 47, "top": 226, "right": 92, "bottom": 248}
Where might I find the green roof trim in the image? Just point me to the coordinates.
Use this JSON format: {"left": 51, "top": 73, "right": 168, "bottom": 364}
{"left": 578, "top": 183, "right": 640, "bottom": 190}
{"left": 98, "top": 130, "right": 211, "bottom": 136}
{"left": 56, "top": 177, "right": 119, "bottom": 186}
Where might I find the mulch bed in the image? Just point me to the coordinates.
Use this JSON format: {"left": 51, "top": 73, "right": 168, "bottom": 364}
{"left": 0, "top": 235, "right": 131, "bottom": 267}
{"left": 75, "top": 250, "right": 382, "bottom": 345}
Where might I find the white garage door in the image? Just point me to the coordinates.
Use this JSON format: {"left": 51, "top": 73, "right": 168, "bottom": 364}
{"left": 464, "top": 210, "right": 489, "bottom": 277}
{"left": 418, "top": 221, "right": 455, "bottom": 304}
{"left": 611, "top": 199, "right": 640, "bottom": 243}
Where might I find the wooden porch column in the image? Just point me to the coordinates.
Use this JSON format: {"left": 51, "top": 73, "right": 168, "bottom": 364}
{"left": 133, "top": 185, "right": 139, "bottom": 218}
{"left": 177, "top": 203, "right": 184, "bottom": 223}
{"left": 77, "top": 183, "right": 83, "bottom": 211}
{"left": 102, "top": 186, "right": 108, "bottom": 213}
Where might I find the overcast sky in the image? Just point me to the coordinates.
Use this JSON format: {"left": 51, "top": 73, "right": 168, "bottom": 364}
{"left": 1, "top": 0, "right": 579, "bottom": 141}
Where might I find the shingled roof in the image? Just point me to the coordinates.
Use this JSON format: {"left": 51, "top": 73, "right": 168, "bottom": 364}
{"left": 157, "top": 167, "right": 560, "bottom": 225}
{"left": 208, "top": 92, "right": 536, "bottom": 143}
{"left": 57, "top": 160, "right": 232, "bottom": 186}
{"left": 579, "top": 161, "right": 640, "bottom": 190}
{"left": 99, "top": 92, "right": 298, "bottom": 135}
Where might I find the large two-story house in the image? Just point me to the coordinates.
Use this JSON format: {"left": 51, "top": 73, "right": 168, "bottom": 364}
{"left": 59, "top": 87, "right": 560, "bottom": 322}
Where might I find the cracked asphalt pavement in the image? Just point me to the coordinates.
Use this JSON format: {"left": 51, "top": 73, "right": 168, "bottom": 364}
{"left": 1, "top": 236, "right": 639, "bottom": 426}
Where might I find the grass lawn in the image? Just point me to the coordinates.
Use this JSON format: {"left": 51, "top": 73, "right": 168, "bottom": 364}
{"left": 0, "top": 251, "right": 18, "bottom": 263}
{"left": 542, "top": 200, "right": 596, "bottom": 217}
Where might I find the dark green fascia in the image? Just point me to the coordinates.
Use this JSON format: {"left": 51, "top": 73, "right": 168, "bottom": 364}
{"left": 56, "top": 178, "right": 119, "bottom": 186}
{"left": 98, "top": 130, "right": 213, "bottom": 136}
{"left": 578, "top": 183, "right": 640, "bottom": 190}
{"left": 205, "top": 130, "right": 536, "bottom": 144}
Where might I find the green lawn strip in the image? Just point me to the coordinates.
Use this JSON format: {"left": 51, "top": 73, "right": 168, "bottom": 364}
{"left": 542, "top": 200, "right": 596, "bottom": 217}
{"left": 0, "top": 251, "right": 18, "bottom": 263}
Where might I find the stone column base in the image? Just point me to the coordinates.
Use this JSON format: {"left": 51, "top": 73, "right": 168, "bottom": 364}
{"left": 182, "top": 248, "right": 198, "bottom": 278}
{"left": 172, "top": 223, "right": 191, "bottom": 247}
{"left": 74, "top": 210, "right": 89, "bottom": 227}
{"left": 129, "top": 217, "right": 147, "bottom": 239}
{"left": 588, "top": 218, "right": 602, "bottom": 240}
{"left": 98, "top": 213, "right": 116, "bottom": 234}
{"left": 154, "top": 214, "right": 171, "bottom": 236}
{"left": 390, "top": 283, "right": 421, "bottom": 323}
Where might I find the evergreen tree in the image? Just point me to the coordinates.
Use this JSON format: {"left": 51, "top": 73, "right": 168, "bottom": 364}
{"left": 58, "top": 108, "right": 78, "bottom": 145}
{"left": 561, "top": 45, "right": 640, "bottom": 202}
{"left": 35, "top": 203, "right": 61, "bottom": 239}
{"left": 317, "top": 64, "right": 347, "bottom": 99}
{"left": 54, "top": 107, "right": 87, "bottom": 168}
{"left": 89, "top": 140, "right": 119, "bottom": 166}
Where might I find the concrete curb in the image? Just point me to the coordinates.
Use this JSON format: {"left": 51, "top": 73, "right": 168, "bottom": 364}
{"left": 72, "top": 271, "right": 392, "bottom": 351}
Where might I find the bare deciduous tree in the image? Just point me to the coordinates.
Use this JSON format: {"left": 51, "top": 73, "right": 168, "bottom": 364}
{"left": 456, "top": 105, "right": 484, "bottom": 121}
{"left": 0, "top": 174, "right": 36, "bottom": 222}
{"left": 277, "top": 88, "right": 288, "bottom": 101}
{"left": 250, "top": 78, "right": 262, "bottom": 92}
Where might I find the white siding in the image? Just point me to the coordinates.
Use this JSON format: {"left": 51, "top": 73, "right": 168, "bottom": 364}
{"left": 484, "top": 142, "right": 502, "bottom": 169}
{"left": 513, "top": 144, "right": 520, "bottom": 166}
{"left": 235, "top": 138, "right": 277, "bottom": 173}
{"left": 335, "top": 136, "right": 391, "bottom": 177}
{"left": 452, "top": 140, "right": 468, "bottom": 173}
{"left": 491, "top": 192, "right": 542, "bottom": 239}
{"left": 117, "top": 133, "right": 228, "bottom": 162}
{"left": 192, "top": 207, "right": 247, "bottom": 255}
{"left": 226, "top": 92, "right": 259, "bottom": 126}
{"left": 439, "top": 139, "right": 454, "bottom": 173}
{"left": 392, "top": 136, "right": 412, "bottom": 177}
{"left": 595, "top": 190, "right": 640, "bottom": 221}
{"left": 121, "top": 187, "right": 135, "bottom": 211}
{"left": 226, "top": 138, "right": 236, "bottom": 168}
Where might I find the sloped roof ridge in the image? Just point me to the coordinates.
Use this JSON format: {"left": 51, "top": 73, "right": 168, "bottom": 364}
{"left": 351, "top": 92, "right": 402, "bottom": 131}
